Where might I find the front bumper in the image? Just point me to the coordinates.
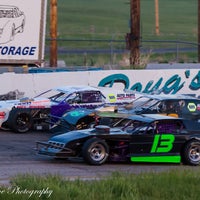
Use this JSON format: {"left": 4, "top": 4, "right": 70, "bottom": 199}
{"left": 36, "top": 141, "right": 75, "bottom": 158}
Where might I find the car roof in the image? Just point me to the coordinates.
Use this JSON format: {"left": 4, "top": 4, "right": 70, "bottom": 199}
{"left": 97, "top": 111, "right": 131, "bottom": 118}
{"left": 98, "top": 112, "right": 179, "bottom": 123}
{"left": 127, "top": 114, "right": 180, "bottom": 123}
{"left": 54, "top": 85, "right": 100, "bottom": 93}
{"left": 139, "top": 94, "right": 198, "bottom": 101}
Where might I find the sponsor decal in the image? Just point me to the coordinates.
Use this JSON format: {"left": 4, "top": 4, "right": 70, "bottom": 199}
{"left": 196, "top": 104, "right": 200, "bottom": 111}
{"left": 187, "top": 102, "right": 197, "bottom": 112}
{"left": 69, "top": 110, "right": 86, "bottom": 117}
{"left": 108, "top": 93, "right": 116, "bottom": 103}
{"left": 116, "top": 93, "right": 135, "bottom": 100}
{"left": 16, "top": 99, "right": 50, "bottom": 108}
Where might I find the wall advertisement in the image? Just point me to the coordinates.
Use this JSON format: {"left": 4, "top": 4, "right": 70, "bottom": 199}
{"left": 0, "top": 69, "right": 200, "bottom": 98}
{"left": 0, "top": 0, "right": 47, "bottom": 64}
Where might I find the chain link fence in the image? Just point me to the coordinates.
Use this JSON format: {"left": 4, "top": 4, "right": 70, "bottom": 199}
{"left": 44, "top": 38, "right": 198, "bottom": 68}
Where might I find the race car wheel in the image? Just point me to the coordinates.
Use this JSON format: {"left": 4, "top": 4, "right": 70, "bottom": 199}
{"left": 182, "top": 140, "right": 200, "bottom": 166}
{"left": 82, "top": 138, "right": 109, "bottom": 165}
{"left": 9, "top": 111, "right": 33, "bottom": 133}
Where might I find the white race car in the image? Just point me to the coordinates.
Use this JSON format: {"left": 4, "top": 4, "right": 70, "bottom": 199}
{"left": 0, "top": 85, "right": 139, "bottom": 133}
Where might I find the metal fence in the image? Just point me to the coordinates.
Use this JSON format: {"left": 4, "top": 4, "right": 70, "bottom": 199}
{"left": 45, "top": 38, "right": 198, "bottom": 68}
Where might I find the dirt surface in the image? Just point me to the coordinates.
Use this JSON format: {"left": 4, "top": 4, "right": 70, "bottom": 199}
{"left": 0, "top": 130, "right": 197, "bottom": 186}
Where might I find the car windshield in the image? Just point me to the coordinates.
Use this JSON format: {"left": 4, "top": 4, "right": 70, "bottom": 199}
{"left": 34, "top": 89, "right": 104, "bottom": 104}
{"left": 34, "top": 89, "right": 71, "bottom": 103}
{"left": 119, "top": 96, "right": 159, "bottom": 112}
{"left": 109, "top": 117, "right": 148, "bottom": 132}
{"left": 123, "top": 119, "right": 185, "bottom": 134}
{"left": 120, "top": 119, "right": 149, "bottom": 133}
{"left": 132, "top": 97, "right": 159, "bottom": 108}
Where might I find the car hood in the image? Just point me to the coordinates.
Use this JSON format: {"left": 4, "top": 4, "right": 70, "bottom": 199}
{"left": 49, "top": 129, "right": 92, "bottom": 144}
{"left": 49, "top": 126, "right": 125, "bottom": 144}
{"left": 0, "top": 99, "right": 20, "bottom": 110}
{"left": 60, "top": 106, "right": 118, "bottom": 125}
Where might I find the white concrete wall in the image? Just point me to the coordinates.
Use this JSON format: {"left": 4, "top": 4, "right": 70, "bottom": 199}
{"left": 1, "top": 69, "right": 200, "bottom": 98}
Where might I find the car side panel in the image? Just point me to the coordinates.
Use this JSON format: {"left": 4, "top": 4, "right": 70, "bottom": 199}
{"left": 129, "top": 134, "right": 188, "bottom": 163}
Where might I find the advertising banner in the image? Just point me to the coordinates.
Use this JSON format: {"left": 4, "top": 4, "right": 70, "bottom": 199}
{"left": 0, "top": 0, "right": 47, "bottom": 64}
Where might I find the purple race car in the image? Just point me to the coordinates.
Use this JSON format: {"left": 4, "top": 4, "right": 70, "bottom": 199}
{"left": 0, "top": 85, "right": 138, "bottom": 133}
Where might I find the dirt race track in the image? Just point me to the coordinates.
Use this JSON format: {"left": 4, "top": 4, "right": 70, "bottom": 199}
{"left": 0, "top": 130, "right": 198, "bottom": 185}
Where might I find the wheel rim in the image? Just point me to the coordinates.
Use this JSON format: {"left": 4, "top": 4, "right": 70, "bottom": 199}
{"left": 16, "top": 114, "right": 30, "bottom": 131}
{"left": 89, "top": 143, "right": 106, "bottom": 162}
{"left": 189, "top": 144, "right": 200, "bottom": 162}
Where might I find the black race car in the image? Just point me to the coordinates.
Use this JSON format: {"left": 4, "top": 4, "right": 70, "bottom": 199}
{"left": 37, "top": 114, "right": 200, "bottom": 166}
{"left": 119, "top": 94, "right": 200, "bottom": 119}
{"left": 49, "top": 94, "right": 200, "bottom": 133}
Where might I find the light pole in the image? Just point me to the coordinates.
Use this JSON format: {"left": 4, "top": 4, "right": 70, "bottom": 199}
{"left": 155, "top": 0, "right": 160, "bottom": 35}
{"left": 198, "top": 0, "right": 200, "bottom": 62}
{"left": 130, "top": 0, "right": 140, "bottom": 67}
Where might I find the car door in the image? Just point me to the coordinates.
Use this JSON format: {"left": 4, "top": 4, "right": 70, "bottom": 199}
{"left": 129, "top": 120, "right": 183, "bottom": 163}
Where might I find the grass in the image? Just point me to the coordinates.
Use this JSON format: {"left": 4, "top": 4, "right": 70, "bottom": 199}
{"left": 47, "top": 0, "right": 197, "bottom": 40}
{"left": 49, "top": 0, "right": 130, "bottom": 39}
{"left": 140, "top": 0, "right": 197, "bottom": 40}
{"left": 1, "top": 168, "right": 200, "bottom": 200}
{"left": 45, "top": 0, "right": 198, "bottom": 66}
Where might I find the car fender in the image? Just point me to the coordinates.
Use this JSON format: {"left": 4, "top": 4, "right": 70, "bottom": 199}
{"left": 180, "top": 136, "right": 200, "bottom": 152}
{"left": 50, "top": 130, "right": 92, "bottom": 145}
{"left": 0, "top": 107, "right": 13, "bottom": 127}
{"left": 190, "top": 136, "right": 200, "bottom": 141}
{"left": 61, "top": 108, "right": 95, "bottom": 125}
{"left": 6, "top": 107, "right": 31, "bottom": 122}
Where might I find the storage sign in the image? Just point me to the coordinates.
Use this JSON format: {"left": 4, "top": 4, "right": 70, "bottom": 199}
{"left": 0, "top": 0, "right": 47, "bottom": 64}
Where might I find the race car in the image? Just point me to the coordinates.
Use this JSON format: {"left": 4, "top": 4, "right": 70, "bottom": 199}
{"left": 36, "top": 113, "right": 200, "bottom": 166}
{"left": 49, "top": 93, "right": 200, "bottom": 133}
{"left": 0, "top": 85, "right": 138, "bottom": 133}
{"left": 36, "top": 113, "right": 200, "bottom": 165}
{"left": 118, "top": 94, "right": 200, "bottom": 119}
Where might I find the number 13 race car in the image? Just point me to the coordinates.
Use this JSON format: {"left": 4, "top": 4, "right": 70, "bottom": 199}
{"left": 37, "top": 113, "right": 200, "bottom": 166}
{"left": 0, "top": 85, "right": 138, "bottom": 133}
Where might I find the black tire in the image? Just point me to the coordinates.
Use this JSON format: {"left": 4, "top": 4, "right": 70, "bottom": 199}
{"left": 82, "top": 138, "right": 109, "bottom": 165}
{"left": 8, "top": 110, "right": 33, "bottom": 133}
{"left": 182, "top": 140, "right": 200, "bottom": 166}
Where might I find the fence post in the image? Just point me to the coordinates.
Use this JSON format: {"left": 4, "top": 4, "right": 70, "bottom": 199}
{"left": 176, "top": 42, "right": 179, "bottom": 62}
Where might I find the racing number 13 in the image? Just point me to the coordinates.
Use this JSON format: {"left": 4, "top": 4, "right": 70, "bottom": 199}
{"left": 151, "top": 134, "right": 175, "bottom": 153}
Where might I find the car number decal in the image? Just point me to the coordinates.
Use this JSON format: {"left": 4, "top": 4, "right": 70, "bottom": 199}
{"left": 151, "top": 134, "right": 175, "bottom": 153}
{"left": 130, "top": 134, "right": 180, "bottom": 163}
